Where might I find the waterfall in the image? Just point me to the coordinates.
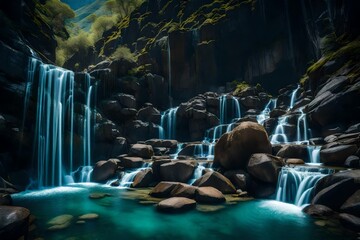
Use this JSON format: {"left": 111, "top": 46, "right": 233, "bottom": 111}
{"left": 219, "top": 95, "right": 241, "bottom": 124}
{"left": 194, "top": 144, "right": 204, "bottom": 158}
{"left": 307, "top": 146, "right": 321, "bottom": 164}
{"left": 296, "top": 108, "right": 309, "bottom": 143}
{"left": 257, "top": 99, "right": 277, "bottom": 125}
{"left": 160, "top": 107, "right": 178, "bottom": 139}
{"left": 289, "top": 85, "right": 300, "bottom": 109}
{"left": 275, "top": 167, "right": 332, "bottom": 206}
{"left": 270, "top": 116, "right": 289, "bottom": 144}
{"left": 167, "top": 36, "right": 173, "bottom": 107}
{"left": 188, "top": 162, "right": 207, "bottom": 185}
{"left": 172, "top": 143, "right": 184, "bottom": 159}
{"left": 120, "top": 170, "right": 141, "bottom": 187}
{"left": 26, "top": 58, "right": 94, "bottom": 188}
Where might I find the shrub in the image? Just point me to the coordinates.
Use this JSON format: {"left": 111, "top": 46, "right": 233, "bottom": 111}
{"left": 109, "top": 46, "right": 137, "bottom": 62}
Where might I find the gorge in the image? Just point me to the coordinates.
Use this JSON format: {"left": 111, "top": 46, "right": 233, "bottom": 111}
{"left": 0, "top": 0, "right": 360, "bottom": 239}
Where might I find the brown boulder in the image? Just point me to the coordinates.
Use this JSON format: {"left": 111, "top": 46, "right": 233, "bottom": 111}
{"left": 0, "top": 206, "right": 30, "bottom": 240}
{"left": 156, "top": 197, "right": 196, "bottom": 213}
{"left": 160, "top": 161, "right": 195, "bottom": 183}
{"left": 151, "top": 159, "right": 172, "bottom": 179}
{"left": 286, "top": 158, "right": 305, "bottom": 165}
{"left": 195, "top": 187, "right": 226, "bottom": 204}
{"left": 193, "top": 172, "right": 236, "bottom": 194}
{"left": 247, "top": 154, "right": 285, "bottom": 183}
{"left": 119, "top": 156, "right": 145, "bottom": 169}
{"left": 340, "top": 190, "right": 360, "bottom": 217}
{"left": 320, "top": 145, "right": 358, "bottom": 165}
{"left": 302, "top": 204, "right": 335, "bottom": 218}
{"left": 170, "top": 183, "right": 197, "bottom": 198}
{"left": 132, "top": 169, "right": 154, "bottom": 188}
{"left": 129, "top": 144, "right": 154, "bottom": 159}
{"left": 214, "top": 121, "right": 272, "bottom": 169}
{"left": 91, "top": 159, "right": 118, "bottom": 182}
{"left": 149, "top": 182, "right": 180, "bottom": 198}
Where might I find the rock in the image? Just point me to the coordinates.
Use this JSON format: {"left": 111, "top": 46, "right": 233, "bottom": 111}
{"left": 95, "top": 121, "right": 121, "bottom": 142}
{"left": 129, "top": 144, "right": 154, "bottom": 159}
{"left": 156, "top": 197, "right": 196, "bottom": 213}
{"left": 195, "top": 187, "right": 226, "bottom": 204}
{"left": 113, "top": 93, "right": 136, "bottom": 109}
{"left": 151, "top": 159, "right": 172, "bottom": 180}
{"left": 137, "top": 106, "right": 161, "bottom": 124}
{"left": 119, "top": 156, "right": 145, "bottom": 169}
{"left": 170, "top": 183, "right": 197, "bottom": 198}
{"left": 338, "top": 213, "right": 360, "bottom": 232}
{"left": 223, "top": 170, "right": 249, "bottom": 190}
{"left": 344, "top": 155, "right": 360, "bottom": 168}
{"left": 0, "top": 206, "right": 30, "bottom": 240}
{"left": 248, "top": 180, "right": 276, "bottom": 198}
{"left": 214, "top": 121, "right": 272, "bottom": 169}
{"left": 302, "top": 204, "right": 335, "bottom": 218}
{"left": 312, "top": 178, "right": 359, "bottom": 210}
{"left": 78, "top": 213, "right": 99, "bottom": 220}
{"left": 276, "top": 144, "right": 309, "bottom": 161}
{"left": 150, "top": 182, "right": 181, "bottom": 198}
{"left": 286, "top": 158, "right": 305, "bottom": 165}
{"left": 270, "top": 109, "right": 287, "bottom": 118}
{"left": 91, "top": 159, "right": 118, "bottom": 182}
{"left": 0, "top": 194, "right": 12, "bottom": 205}
{"left": 48, "top": 214, "right": 73, "bottom": 225}
{"left": 340, "top": 190, "right": 360, "bottom": 217}
{"left": 160, "top": 161, "right": 195, "bottom": 183}
{"left": 193, "top": 172, "right": 236, "bottom": 194}
{"left": 320, "top": 145, "right": 358, "bottom": 165}
{"left": 247, "top": 154, "right": 284, "bottom": 183}
{"left": 346, "top": 123, "right": 360, "bottom": 134}
{"left": 132, "top": 168, "right": 154, "bottom": 188}
{"left": 89, "top": 193, "right": 111, "bottom": 199}
{"left": 145, "top": 139, "right": 178, "bottom": 148}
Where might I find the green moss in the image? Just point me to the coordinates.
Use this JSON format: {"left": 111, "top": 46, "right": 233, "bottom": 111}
{"left": 233, "top": 81, "right": 250, "bottom": 95}
{"left": 109, "top": 45, "right": 137, "bottom": 62}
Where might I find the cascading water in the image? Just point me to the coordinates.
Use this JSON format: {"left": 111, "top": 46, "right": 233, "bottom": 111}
{"left": 160, "top": 107, "right": 178, "bottom": 139}
{"left": 270, "top": 116, "right": 289, "bottom": 144}
{"left": 219, "top": 95, "right": 241, "bottom": 124}
{"left": 289, "top": 85, "right": 300, "bottom": 109}
{"left": 307, "top": 146, "right": 321, "bottom": 164}
{"left": 296, "top": 108, "right": 308, "bottom": 143}
{"left": 275, "top": 167, "right": 333, "bottom": 206}
{"left": 26, "top": 58, "right": 94, "bottom": 188}
{"left": 257, "top": 99, "right": 277, "bottom": 125}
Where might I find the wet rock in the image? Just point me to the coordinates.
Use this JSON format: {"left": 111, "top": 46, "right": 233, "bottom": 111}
{"left": 156, "top": 197, "right": 196, "bottom": 213}
{"left": 195, "top": 187, "right": 226, "bottom": 204}
{"left": 338, "top": 213, "right": 360, "bottom": 232}
{"left": 95, "top": 121, "right": 121, "bottom": 142}
{"left": 248, "top": 179, "right": 276, "bottom": 198}
{"left": 132, "top": 168, "right": 154, "bottom": 188}
{"left": 47, "top": 214, "right": 73, "bottom": 230}
{"left": 150, "top": 182, "right": 181, "bottom": 198}
{"left": 270, "top": 109, "right": 287, "bottom": 118}
{"left": 151, "top": 159, "right": 172, "bottom": 180}
{"left": 170, "top": 183, "right": 197, "bottom": 198}
{"left": 0, "top": 206, "right": 30, "bottom": 239}
{"left": 302, "top": 204, "right": 335, "bottom": 218}
{"left": 286, "top": 158, "right": 305, "bottom": 165}
{"left": 223, "top": 170, "right": 249, "bottom": 190}
{"left": 346, "top": 123, "right": 360, "bottom": 134}
{"left": 91, "top": 159, "right": 118, "bottom": 182}
{"left": 113, "top": 93, "right": 136, "bottom": 109}
{"left": 129, "top": 144, "right": 154, "bottom": 159}
{"left": 312, "top": 178, "right": 359, "bottom": 210}
{"left": 320, "top": 145, "right": 358, "bottom": 165}
{"left": 119, "top": 156, "right": 145, "bottom": 169}
{"left": 247, "top": 154, "right": 285, "bottom": 184}
{"left": 145, "top": 139, "right": 178, "bottom": 148}
{"left": 89, "top": 193, "right": 111, "bottom": 199}
{"left": 314, "top": 170, "right": 360, "bottom": 194}
{"left": 137, "top": 106, "right": 161, "bottom": 124}
{"left": 344, "top": 155, "right": 360, "bottom": 168}
{"left": 240, "top": 96, "right": 261, "bottom": 109}
{"left": 340, "top": 190, "right": 360, "bottom": 217}
{"left": 276, "top": 144, "right": 309, "bottom": 160}
{"left": 193, "top": 172, "right": 236, "bottom": 194}
{"left": 0, "top": 194, "right": 12, "bottom": 206}
{"left": 78, "top": 213, "right": 99, "bottom": 220}
{"left": 160, "top": 161, "right": 196, "bottom": 183}
{"left": 214, "top": 121, "right": 272, "bottom": 169}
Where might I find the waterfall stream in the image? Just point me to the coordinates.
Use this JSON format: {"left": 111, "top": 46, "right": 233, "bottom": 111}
{"left": 159, "top": 107, "right": 178, "bottom": 139}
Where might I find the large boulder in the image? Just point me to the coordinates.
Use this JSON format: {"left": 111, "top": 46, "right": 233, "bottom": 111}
{"left": 137, "top": 106, "right": 161, "bottom": 124}
{"left": 195, "top": 187, "right": 226, "bottom": 204}
{"left": 223, "top": 170, "right": 250, "bottom": 190}
{"left": 247, "top": 154, "right": 285, "bottom": 183}
{"left": 314, "top": 170, "right": 360, "bottom": 195}
{"left": 160, "top": 161, "right": 196, "bottom": 183}
{"left": 156, "top": 197, "right": 196, "bottom": 213}
{"left": 91, "top": 159, "right": 118, "bottom": 182}
{"left": 151, "top": 159, "right": 172, "bottom": 180}
{"left": 193, "top": 172, "right": 236, "bottom": 194}
{"left": 119, "top": 156, "right": 145, "bottom": 169}
{"left": 338, "top": 213, "right": 360, "bottom": 232}
{"left": 214, "top": 121, "right": 272, "bottom": 169}
{"left": 302, "top": 204, "right": 335, "bottom": 218}
{"left": 0, "top": 206, "right": 30, "bottom": 240}
{"left": 132, "top": 168, "right": 154, "bottom": 188}
{"left": 276, "top": 144, "right": 309, "bottom": 161}
{"left": 145, "top": 139, "right": 178, "bottom": 149}
{"left": 170, "top": 183, "right": 198, "bottom": 198}
{"left": 150, "top": 182, "right": 181, "bottom": 198}
{"left": 340, "top": 190, "right": 360, "bottom": 217}
{"left": 129, "top": 144, "right": 154, "bottom": 159}
{"left": 312, "top": 178, "right": 359, "bottom": 210}
{"left": 320, "top": 145, "right": 358, "bottom": 165}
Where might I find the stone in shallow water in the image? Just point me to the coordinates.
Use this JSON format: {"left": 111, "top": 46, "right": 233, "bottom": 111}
{"left": 89, "top": 192, "right": 111, "bottom": 199}
{"left": 196, "top": 204, "right": 225, "bottom": 212}
{"left": 47, "top": 214, "right": 73, "bottom": 225}
{"left": 78, "top": 213, "right": 99, "bottom": 220}
{"left": 0, "top": 206, "right": 30, "bottom": 239}
{"left": 195, "top": 187, "right": 226, "bottom": 204}
{"left": 156, "top": 197, "right": 196, "bottom": 213}
{"left": 193, "top": 171, "right": 236, "bottom": 194}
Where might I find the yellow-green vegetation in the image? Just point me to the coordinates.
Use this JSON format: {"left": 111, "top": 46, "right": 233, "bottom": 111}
{"left": 110, "top": 46, "right": 137, "bottom": 62}
{"left": 233, "top": 81, "right": 250, "bottom": 95}
{"left": 34, "top": 0, "right": 75, "bottom": 39}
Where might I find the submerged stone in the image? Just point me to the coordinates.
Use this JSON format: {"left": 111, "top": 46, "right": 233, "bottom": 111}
{"left": 156, "top": 197, "right": 196, "bottom": 213}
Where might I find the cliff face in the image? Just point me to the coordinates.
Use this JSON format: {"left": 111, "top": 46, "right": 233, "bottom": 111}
{"left": 66, "top": 0, "right": 359, "bottom": 103}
